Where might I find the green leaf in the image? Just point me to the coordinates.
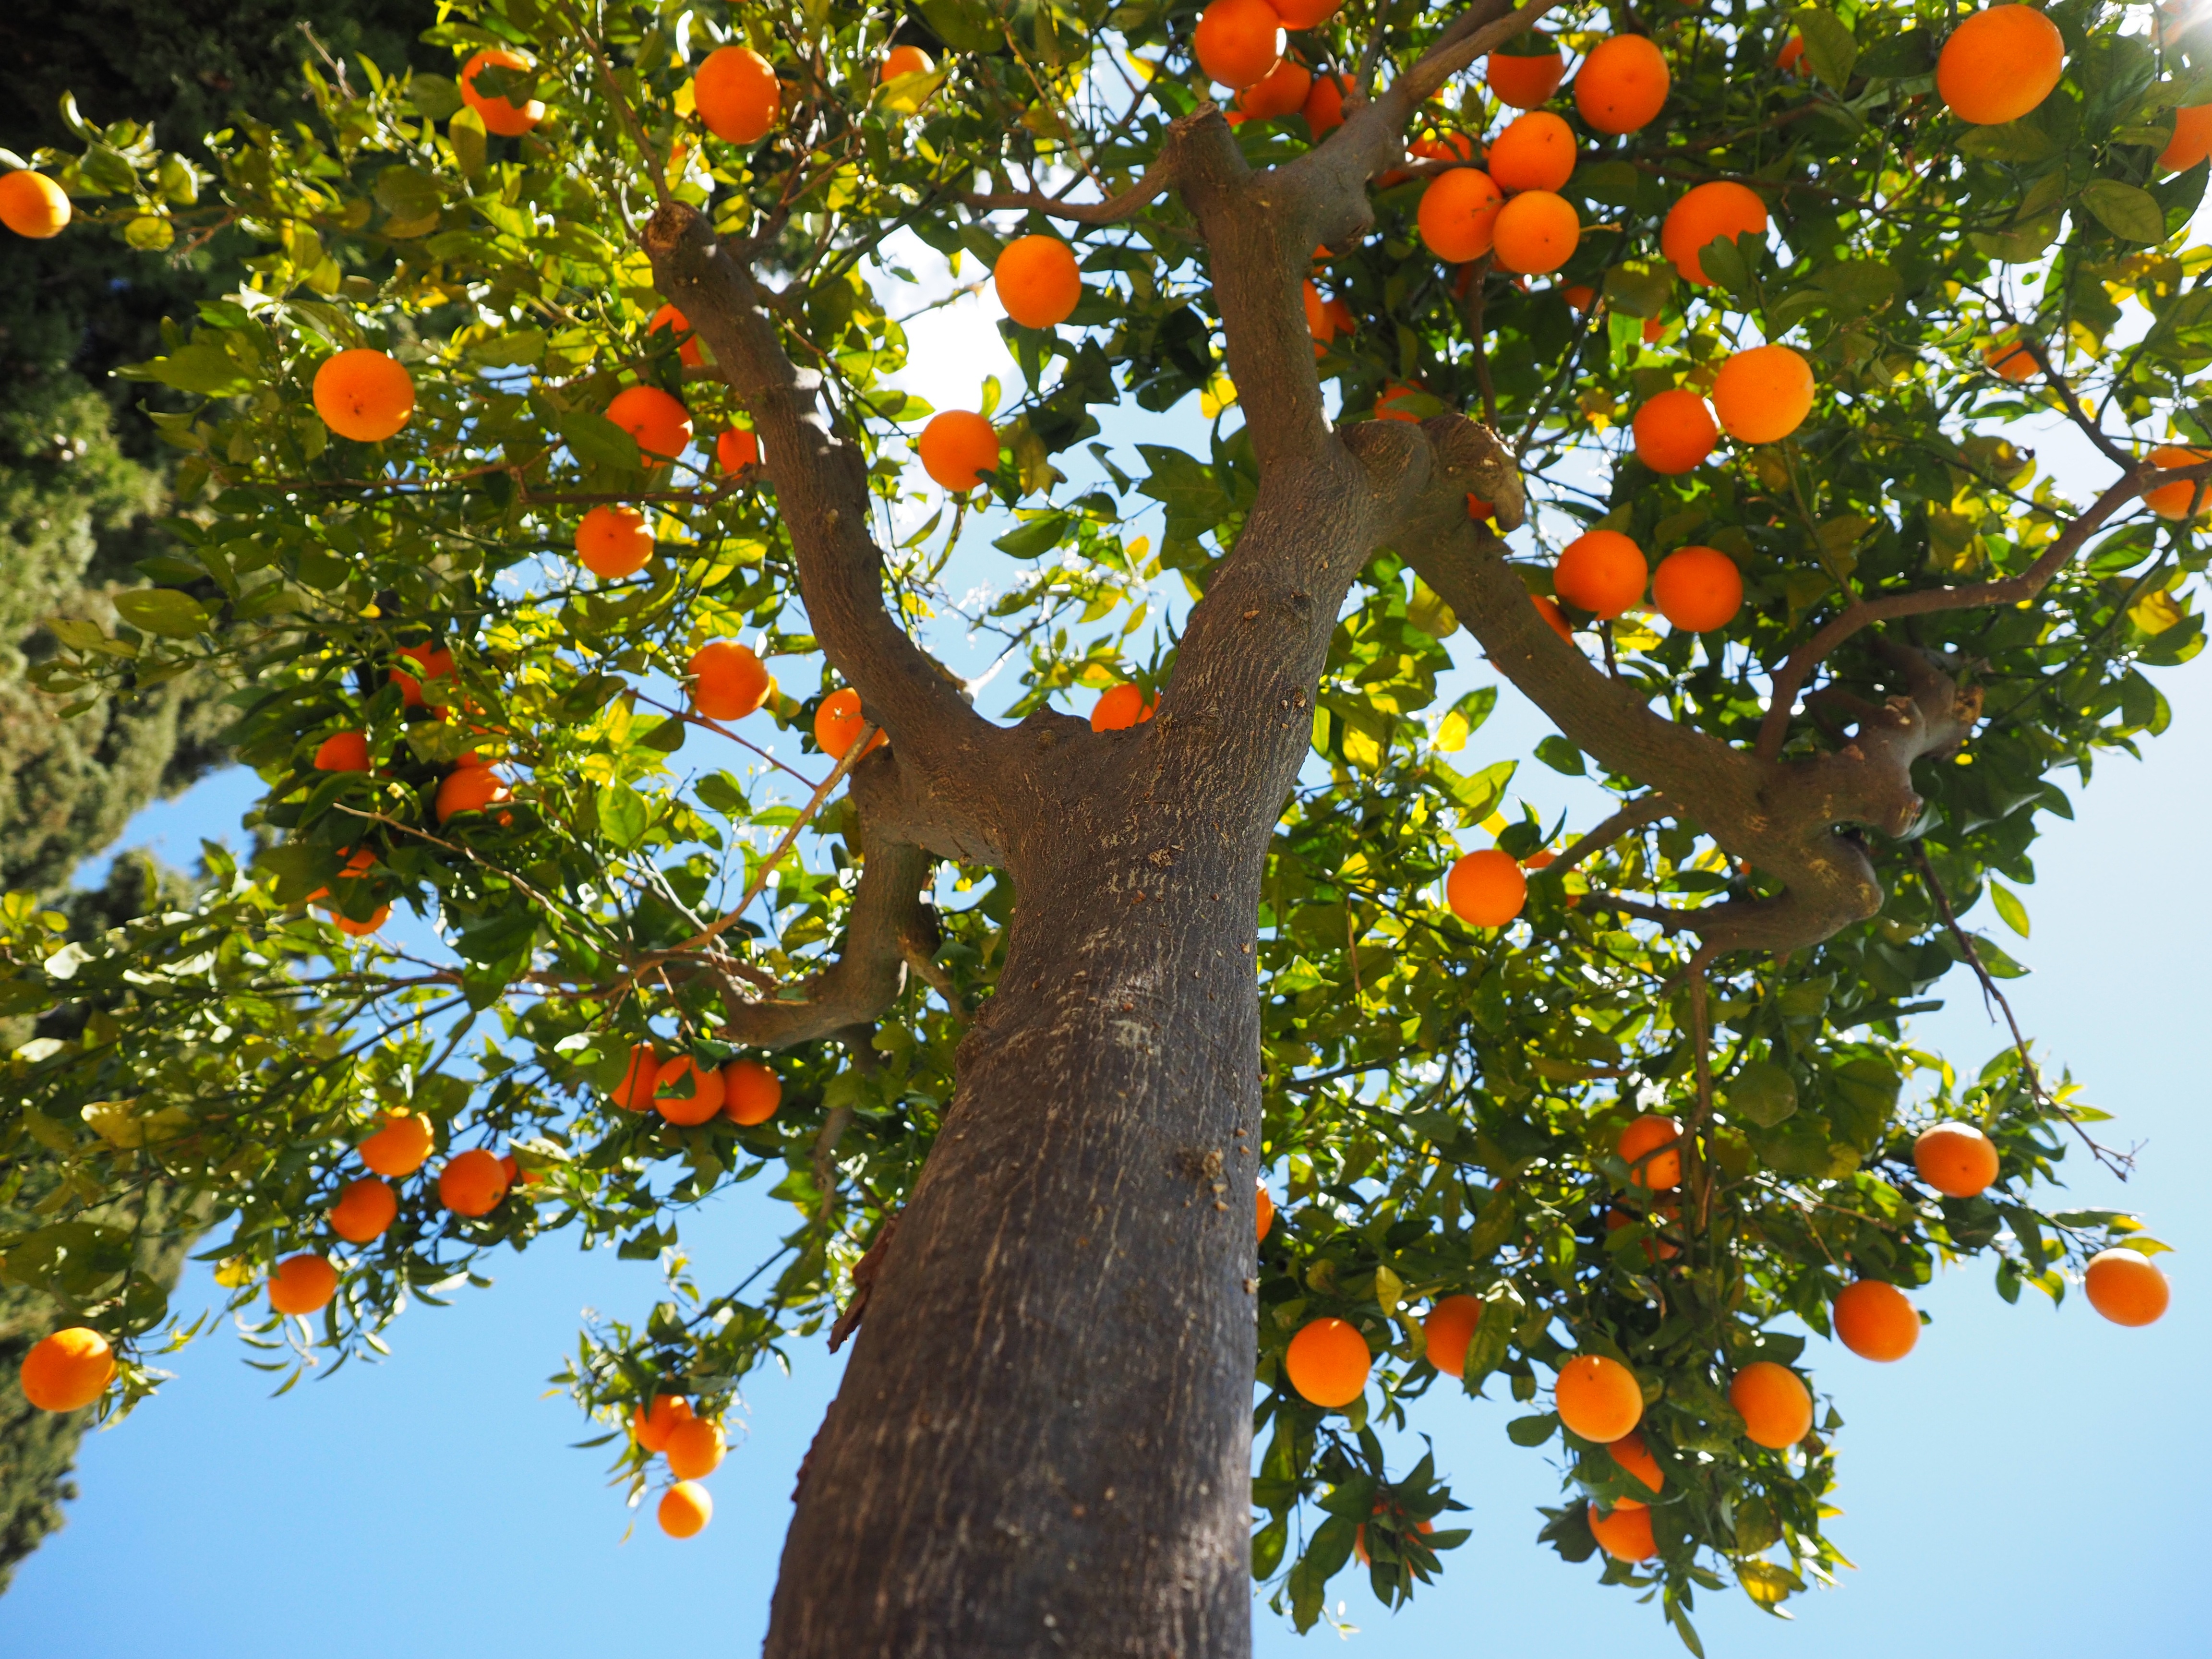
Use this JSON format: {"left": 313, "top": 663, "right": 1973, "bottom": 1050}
{"left": 1534, "top": 734, "right": 1585, "bottom": 775}
{"left": 1726, "top": 1061, "right": 1799, "bottom": 1128}
{"left": 1507, "top": 1411, "right": 1559, "bottom": 1446}
{"left": 129, "top": 341, "right": 253, "bottom": 396}
{"left": 2081, "top": 179, "right": 2168, "bottom": 244}
{"left": 112, "top": 589, "right": 211, "bottom": 639}
{"left": 410, "top": 72, "right": 464, "bottom": 120}
{"left": 1794, "top": 8, "right": 1858, "bottom": 86}
{"left": 1989, "top": 879, "right": 2031, "bottom": 938}
{"left": 562, "top": 408, "right": 644, "bottom": 471}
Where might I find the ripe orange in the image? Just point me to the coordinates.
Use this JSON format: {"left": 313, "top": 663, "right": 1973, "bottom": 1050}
{"left": 1632, "top": 388, "right": 1718, "bottom": 475}
{"left": 654, "top": 1055, "right": 727, "bottom": 1126}
{"left": 1730, "top": 1360, "right": 1813, "bottom": 1449}
{"left": 1374, "top": 382, "right": 1426, "bottom": 421}
{"left": 1555, "top": 529, "right": 1646, "bottom": 617}
{"left": 1532, "top": 594, "right": 1575, "bottom": 642}
{"left": 1588, "top": 1500, "right": 1656, "bottom": 1561}
{"left": 665, "top": 1415, "right": 727, "bottom": 1479}
{"left": 1618, "top": 1115, "right": 1682, "bottom": 1190}
{"left": 881, "top": 45, "right": 934, "bottom": 84}
{"left": 19, "top": 1328, "right": 115, "bottom": 1412}
{"left": 2143, "top": 445, "right": 2212, "bottom": 518}
{"left": 1608, "top": 1429, "right": 1664, "bottom": 1499}
{"left": 1711, "top": 344, "right": 1814, "bottom": 444}
{"left": 1491, "top": 190, "right": 1578, "bottom": 274}
{"left": 724, "top": 1058, "right": 783, "bottom": 1125}
{"left": 2162, "top": 103, "right": 2212, "bottom": 172}
{"left": 646, "top": 304, "right": 702, "bottom": 368}
{"left": 1604, "top": 1204, "right": 1681, "bottom": 1262}
{"left": 1194, "top": 0, "right": 1285, "bottom": 89}
{"left": 359, "top": 1112, "right": 435, "bottom": 1177}
{"left": 659, "top": 1480, "right": 713, "bottom": 1538}
{"left": 314, "top": 730, "right": 372, "bottom": 772}
{"left": 1778, "top": 34, "right": 1807, "bottom": 72}
{"left": 1489, "top": 40, "right": 1565, "bottom": 108}
{"left": 1256, "top": 1182, "right": 1275, "bottom": 1241}
{"left": 694, "top": 45, "right": 780, "bottom": 144}
{"left": 918, "top": 410, "right": 1001, "bottom": 492}
{"left": 2083, "top": 1247, "right": 2171, "bottom": 1326}
{"left": 1575, "top": 34, "right": 1671, "bottom": 133}
{"left": 1937, "top": 5, "right": 2065, "bottom": 126}
{"left": 1652, "top": 545, "right": 1743, "bottom": 632}
{"left": 1446, "top": 848, "right": 1527, "bottom": 927}
{"left": 613, "top": 1042, "right": 661, "bottom": 1111}
{"left": 330, "top": 1178, "right": 399, "bottom": 1244}
{"left": 1913, "top": 1120, "right": 1999, "bottom": 1197}
{"left": 1983, "top": 332, "right": 2039, "bottom": 382}
{"left": 815, "top": 687, "right": 887, "bottom": 760}
{"left": 634, "top": 1393, "right": 694, "bottom": 1451}
{"left": 994, "top": 236, "right": 1083, "bottom": 330}
{"left": 1833, "top": 1279, "right": 1919, "bottom": 1361}
{"left": 460, "top": 48, "right": 544, "bottom": 137}
{"left": 1660, "top": 180, "right": 1767, "bottom": 285}
{"left": 1091, "top": 682, "right": 1156, "bottom": 732}
{"left": 439, "top": 1147, "right": 511, "bottom": 1216}
{"left": 268, "top": 1253, "right": 339, "bottom": 1316}
{"left": 0, "top": 170, "right": 71, "bottom": 239}
{"left": 313, "top": 349, "right": 415, "bottom": 443}
{"left": 1301, "top": 72, "right": 1351, "bottom": 136}
{"left": 1303, "top": 279, "right": 1335, "bottom": 342}
{"left": 1555, "top": 1353, "right": 1642, "bottom": 1441}
{"left": 435, "top": 762, "right": 510, "bottom": 825}
{"left": 1409, "top": 132, "right": 1478, "bottom": 168}
{"left": 1285, "top": 1317, "right": 1371, "bottom": 1407}
{"left": 392, "top": 640, "right": 455, "bottom": 709}
{"left": 1322, "top": 295, "right": 1355, "bottom": 336}
{"left": 1273, "top": 0, "right": 1342, "bottom": 24}
{"left": 1423, "top": 1294, "right": 1484, "bottom": 1378}
{"left": 1563, "top": 283, "right": 1598, "bottom": 312}
{"left": 689, "top": 640, "right": 771, "bottom": 721}
{"left": 1417, "top": 168, "right": 1504, "bottom": 262}
{"left": 1487, "top": 111, "right": 1576, "bottom": 193}
{"left": 1237, "top": 57, "right": 1312, "bottom": 120}
{"left": 1467, "top": 492, "right": 1496, "bottom": 523}
{"left": 606, "top": 385, "right": 693, "bottom": 463}
{"left": 719, "top": 427, "right": 761, "bottom": 472}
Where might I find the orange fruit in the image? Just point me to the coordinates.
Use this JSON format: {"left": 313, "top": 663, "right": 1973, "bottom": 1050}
{"left": 1374, "top": 382, "right": 1426, "bottom": 421}
{"left": 1937, "top": 6, "right": 2065, "bottom": 126}
{"left": 694, "top": 45, "right": 780, "bottom": 144}
{"left": 1652, "top": 545, "right": 1743, "bottom": 632}
{"left": 2083, "top": 1247, "right": 2170, "bottom": 1327}
{"left": 1660, "top": 180, "right": 1767, "bottom": 285}
{"left": 1532, "top": 594, "right": 1575, "bottom": 642}
{"left": 1303, "top": 279, "right": 1334, "bottom": 342}
{"left": 1604, "top": 1204, "right": 1681, "bottom": 1262}
{"left": 0, "top": 170, "right": 72, "bottom": 238}
{"left": 646, "top": 303, "right": 701, "bottom": 368}
{"left": 2163, "top": 104, "right": 2212, "bottom": 172}
{"left": 1090, "top": 682, "right": 1156, "bottom": 732}
{"left": 1417, "top": 168, "right": 1505, "bottom": 262}
{"left": 613, "top": 1042, "right": 661, "bottom": 1111}
{"left": 654, "top": 1055, "right": 727, "bottom": 1126}
{"left": 1575, "top": 34, "right": 1670, "bottom": 133}
{"left": 330, "top": 1178, "right": 399, "bottom": 1244}
{"left": 1729, "top": 1360, "right": 1813, "bottom": 1449}
{"left": 1711, "top": 344, "right": 1814, "bottom": 444}
{"left": 665, "top": 1415, "right": 727, "bottom": 1479}
{"left": 1913, "top": 1120, "right": 1999, "bottom": 1197}
{"left": 1467, "top": 492, "right": 1496, "bottom": 522}
{"left": 1256, "top": 1182, "right": 1275, "bottom": 1241}
{"left": 1301, "top": 72, "right": 1351, "bottom": 136}
{"left": 1491, "top": 190, "right": 1578, "bottom": 274}
{"left": 1832, "top": 1279, "right": 1919, "bottom": 1361}
{"left": 1322, "top": 295, "right": 1355, "bottom": 336}
{"left": 1273, "top": 0, "right": 1342, "bottom": 24}
{"left": 331, "top": 906, "right": 390, "bottom": 937}
{"left": 1555, "top": 529, "right": 1646, "bottom": 617}
{"left": 995, "top": 236, "right": 1083, "bottom": 329}
{"left": 460, "top": 48, "right": 544, "bottom": 137}
{"left": 1446, "top": 848, "right": 1527, "bottom": 927}
{"left": 392, "top": 640, "right": 455, "bottom": 709}
{"left": 918, "top": 410, "right": 1000, "bottom": 491}
{"left": 1983, "top": 332, "right": 2039, "bottom": 382}
{"left": 881, "top": 45, "right": 934, "bottom": 84}
{"left": 1778, "top": 34, "right": 1807, "bottom": 72}
{"left": 1563, "top": 283, "right": 1598, "bottom": 312}
{"left": 606, "top": 385, "right": 693, "bottom": 463}
{"left": 815, "top": 686, "right": 886, "bottom": 760}
{"left": 689, "top": 640, "right": 772, "bottom": 721}
{"left": 1194, "top": 0, "right": 1285, "bottom": 90}
{"left": 718, "top": 427, "right": 760, "bottom": 472}
{"left": 724, "top": 1059, "right": 783, "bottom": 1126}
{"left": 1354, "top": 1509, "right": 1434, "bottom": 1564}
{"left": 1408, "top": 131, "right": 1479, "bottom": 167}
{"left": 1423, "top": 1294, "right": 1483, "bottom": 1379}
{"left": 575, "top": 504, "right": 650, "bottom": 579}
{"left": 314, "top": 730, "right": 372, "bottom": 772}
{"left": 435, "top": 762, "right": 510, "bottom": 825}
{"left": 268, "top": 1253, "right": 339, "bottom": 1316}
{"left": 1555, "top": 1353, "right": 1642, "bottom": 1442}
{"left": 1237, "top": 57, "right": 1312, "bottom": 120}
{"left": 2143, "top": 445, "right": 2212, "bottom": 518}
{"left": 313, "top": 349, "right": 414, "bottom": 443}
{"left": 18, "top": 1328, "right": 116, "bottom": 1412}
{"left": 1489, "top": 41, "right": 1566, "bottom": 108}
{"left": 439, "top": 1147, "right": 511, "bottom": 1216}
{"left": 1632, "top": 388, "right": 1719, "bottom": 474}
{"left": 1487, "top": 111, "right": 1576, "bottom": 193}
{"left": 634, "top": 1393, "right": 693, "bottom": 1451}
{"left": 659, "top": 1480, "right": 713, "bottom": 1538}
{"left": 1588, "top": 1500, "right": 1656, "bottom": 1561}
{"left": 1608, "top": 1429, "right": 1664, "bottom": 1499}
{"left": 359, "top": 1112, "right": 435, "bottom": 1177}
{"left": 1618, "top": 1115, "right": 1682, "bottom": 1190}
{"left": 1284, "top": 1316, "right": 1371, "bottom": 1407}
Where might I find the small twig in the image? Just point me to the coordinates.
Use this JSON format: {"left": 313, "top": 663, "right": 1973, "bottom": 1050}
{"left": 1683, "top": 941, "right": 1721, "bottom": 1235}
{"left": 1553, "top": 796, "right": 1672, "bottom": 875}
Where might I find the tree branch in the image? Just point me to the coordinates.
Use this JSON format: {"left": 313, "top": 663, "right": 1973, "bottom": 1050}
{"left": 959, "top": 154, "right": 1178, "bottom": 225}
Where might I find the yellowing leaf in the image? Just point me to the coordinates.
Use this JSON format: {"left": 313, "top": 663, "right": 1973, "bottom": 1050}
{"left": 2129, "top": 588, "right": 2185, "bottom": 635}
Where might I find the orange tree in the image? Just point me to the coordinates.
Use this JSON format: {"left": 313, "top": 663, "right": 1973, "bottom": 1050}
{"left": 0, "top": 0, "right": 2196, "bottom": 1647}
